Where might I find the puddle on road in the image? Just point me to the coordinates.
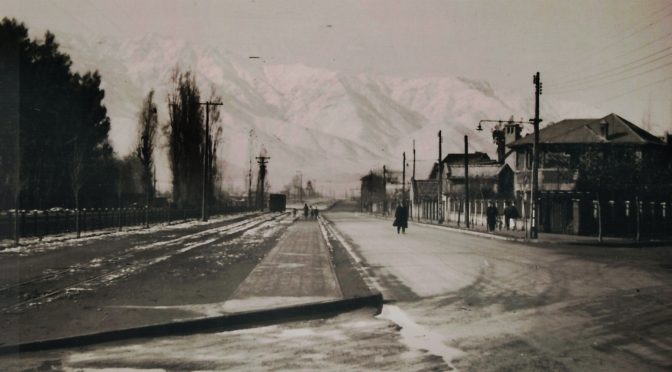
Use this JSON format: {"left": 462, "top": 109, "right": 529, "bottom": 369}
{"left": 377, "top": 304, "right": 464, "bottom": 371}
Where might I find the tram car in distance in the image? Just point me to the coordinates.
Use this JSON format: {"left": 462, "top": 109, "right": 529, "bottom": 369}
{"left": 269, "top": 193, "right": 287, "bottom": 212}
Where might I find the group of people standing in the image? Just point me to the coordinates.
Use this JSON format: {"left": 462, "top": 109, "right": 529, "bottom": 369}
{"left": 485, "top": 201, "right": 519, "bottom": 232}
{"left": 302, "top": 203, "right": 319, "bottom": 219}
{"left": 391, "top": 200, "right": 519, "bottom": 235}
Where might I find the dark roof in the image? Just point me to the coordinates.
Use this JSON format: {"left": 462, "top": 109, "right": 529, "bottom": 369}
{"left": 443, "top": 152, "right": 492, "bottom": 165}
{"left": 507, "top": 113, "right": 665, "bottom": 148}
{"left": 446, "top": 163, "right": 511, "bottom": 179}
{"left": 428, "top": 152, "right": 497, "bottom": 178}
{"left": 412, "top": 179, "right": 438, "bottom": 201}
{"left": 360, "top": 169, "right": 402, "bottom": 183}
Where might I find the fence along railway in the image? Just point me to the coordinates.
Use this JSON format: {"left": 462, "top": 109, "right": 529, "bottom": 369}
{"left": 0, "top": 204, "right": 250, "bottom": 242}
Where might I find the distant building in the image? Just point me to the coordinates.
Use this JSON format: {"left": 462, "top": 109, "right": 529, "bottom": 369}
{"left": 410, "top": 151, "right": 514, "bottom": 222}
{"left": 444, "top": 163, "right": 513, "bottom": 199}
{"left": 428, "top": 152, "right": 494, "bottom": 179}
{"left": 360, "top": 169, "right": 405, "bottom": 214}
{"left": 360, "top": 171, "right": 385, "bottom": 213}
{"left": 428, "top": 151, "right": 513, "bottom": 199}
{"left": 410, "top": 179, "right": 438, "bottom": 220}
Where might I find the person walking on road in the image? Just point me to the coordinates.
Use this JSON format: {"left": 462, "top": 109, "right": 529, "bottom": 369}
{"left": 303, "top": 203, "right": 309, "bottom": 219}
{"left": 486, "top": 201, "right": 498, "bottom": 232}
{"left": 393, "top": 200, "right": 409, "bottom": 234}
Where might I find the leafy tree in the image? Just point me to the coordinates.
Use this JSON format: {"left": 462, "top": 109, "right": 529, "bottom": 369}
{"left": 0, "top": 18, "right": 114, "bottom": 210}
{"left": 0, "top": 18, "right": 22, "bottom": 212}
{"left": 574, "top": 146, "right": 672, "bottom": 198}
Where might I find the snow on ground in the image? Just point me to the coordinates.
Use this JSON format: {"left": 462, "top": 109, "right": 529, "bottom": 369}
{"left": 112, "top": 296, "right": 337, "bottom": 318}
{"left": 0, "top": 211, "right": 259, "bottom": 255}
{"left": 326, "top": 211, "right": 672, "bottom": 371}
{"left": 28, "top": 309, "right": 448, "bottom": 371}
{"left": 378, "top": 305, "right": 465, "bottom": 370}
{"left": 2, "top": 213, "right": 290, "bottom": 313}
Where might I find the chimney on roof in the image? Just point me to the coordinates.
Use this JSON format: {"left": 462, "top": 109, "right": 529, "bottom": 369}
{"left": 600, "top": 119, "right": 609, "bottom": 139}
{"left": 661, "top": 131, "right": 672, "bottom": 146}
{"left": 504, "top": 121, "right": 522, "bottom": 146}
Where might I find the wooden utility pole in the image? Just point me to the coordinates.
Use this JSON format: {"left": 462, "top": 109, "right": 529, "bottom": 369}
{"left": 531, "top": 72, "right": 542, "bottom": 238}
{"left": 199, "top": 101, "right": 223, "bottom": 221}
{"left": 412, "top": 140, "right": 416, "bottom": 180}
{"left": 383, "top": 165, "right": 387, "bottom": 215}
{"left": 256, "top": 156, "right": 270, "bottom": 210}
{"left": 402, "top": 152, "right": 406, "bottom": 203}
{"left": 438, "top": 130, "right": 443, "bottom": 222}
{"left": 464, "top": 135, "right": 470, "bottom": 229}
{"left": 248, "top": 158, "right": 253, "bottom": 208}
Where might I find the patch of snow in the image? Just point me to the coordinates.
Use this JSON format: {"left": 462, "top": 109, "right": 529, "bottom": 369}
{"left": 378, "top": 304, "right": 464, "bottom": 370}
{"left": 111, "top": 296, "right": 337, "bottom": 318}
{"left": 0, "top": 212, "right": 258, "bottom": 255}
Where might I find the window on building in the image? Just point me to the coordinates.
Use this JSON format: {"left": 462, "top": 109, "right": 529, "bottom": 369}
{"left": 600, "top": 120, "right": 609, "bottom": 138}
{"left": 526, "top": 150, "right": 532, "bottom": 169}
{"left": 516, "top": 150, "right": 525, "bottom": 170}
{"left": 544, "top": 152, "right": 570, "bottom": 168}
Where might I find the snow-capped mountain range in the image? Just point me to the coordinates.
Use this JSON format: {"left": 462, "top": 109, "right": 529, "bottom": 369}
{"left": 57, "top": 33, "right": 602, "bottom": 194}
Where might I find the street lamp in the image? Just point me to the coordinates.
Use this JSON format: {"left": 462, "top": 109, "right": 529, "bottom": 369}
{"left": 477, "top": 118, "right": 541, "bottom": 239}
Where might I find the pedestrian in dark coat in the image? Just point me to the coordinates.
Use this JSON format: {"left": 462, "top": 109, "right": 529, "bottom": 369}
{"left": 504, "top": 201, "right": 519, "bottom": 230}
{"left": 509, "top": 203, "right": 519, "bottom": 230}
{"left": 303, "top": 203, "right": 309, "bottom": 219}
{"left": 486, "top": 202, "right": 498, "bottom": 232}
{"left": 393, "top": 201, "right": 409, "bottom": 234}
{"left": 504, "top": 202, "right": 512, "bottom": 230}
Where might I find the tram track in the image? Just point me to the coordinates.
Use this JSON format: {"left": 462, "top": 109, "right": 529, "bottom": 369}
{"left": 0, "top": 212, "right": 289, "bottom": 314}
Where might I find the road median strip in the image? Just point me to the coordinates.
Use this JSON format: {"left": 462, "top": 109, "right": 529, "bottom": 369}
{"left": 0, "top": 293, "right": 382, "bottom": 355}
{"left": 0, "top": 214, "right": 384, "bottom": 355}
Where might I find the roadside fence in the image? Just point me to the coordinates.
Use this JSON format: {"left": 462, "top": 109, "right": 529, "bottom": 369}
{"left": 0, "top": 204, "right": 252, "bottom": 241}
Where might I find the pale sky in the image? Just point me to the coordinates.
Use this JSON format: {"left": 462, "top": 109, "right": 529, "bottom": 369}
{"left": 3, "top": 0, "right": 672, "bottom": 132}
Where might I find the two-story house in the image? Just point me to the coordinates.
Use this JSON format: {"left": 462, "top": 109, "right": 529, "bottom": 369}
{"left": 507, "top": 113, "right": 670, "bottom": 235}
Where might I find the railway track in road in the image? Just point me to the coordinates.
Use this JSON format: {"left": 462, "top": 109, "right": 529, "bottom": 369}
{"left": 0, "top": 212, "right": 290, "bottom": 314}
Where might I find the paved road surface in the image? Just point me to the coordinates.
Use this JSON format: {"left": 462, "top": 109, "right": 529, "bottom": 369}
{"left": 230, "top": 219, "right": 342, "bottom": 309}
{"left": 3, "top": 208, "right": 671, "bottom": 371}
{"left": 328, "top": 211, "right": 672, "bottom": 371}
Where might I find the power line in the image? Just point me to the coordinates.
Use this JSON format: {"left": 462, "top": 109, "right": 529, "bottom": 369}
{"left": 579, "top": 30, "right": 672, "bottom": 72}
{"left": 550, "top": 4, "right": 672, "bottom": 81}
{"left": 586, "top": 5, "right": 672, "bottom": 56}
{"left": 548, "top": 59, "right": 672, "bottom": 95}
{"left": 548, "top": 30, "right": 672, "bottom": 87}
{"left": 598, "top": 75, "right": 672, "bottom": 103}
{"left": 551, "top": 46, "right": 672, "bottom": 90}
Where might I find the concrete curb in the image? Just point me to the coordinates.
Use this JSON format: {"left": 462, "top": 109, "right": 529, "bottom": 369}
{"left": 368, "top": 214, "right": 519, "bottom": 243}
{"left": 411, "top": 219, "right": 672, "bottom": 247}
{"left": 416, "top": 220, "right": 518, "bottom": 242}
{"left": 0, "top": 293, "right": 383, "bottom": 355}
